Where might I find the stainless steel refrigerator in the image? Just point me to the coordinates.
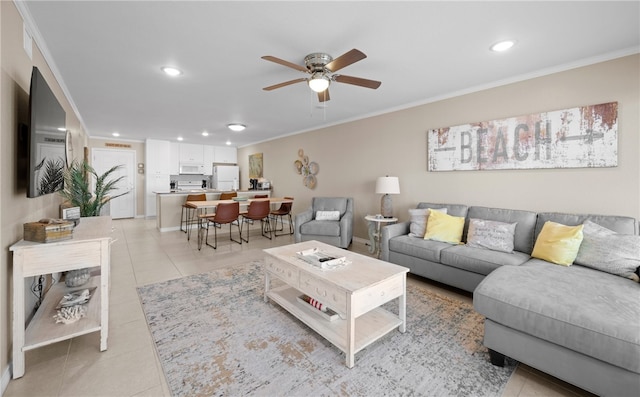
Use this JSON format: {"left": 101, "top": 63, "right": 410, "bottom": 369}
{"left": 212, "top": 165, "right": 239, "bottom": 191}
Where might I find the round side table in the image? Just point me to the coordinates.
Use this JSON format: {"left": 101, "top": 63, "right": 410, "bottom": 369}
{"left": 365, "top": 215, "right": 398, "bottom": 258}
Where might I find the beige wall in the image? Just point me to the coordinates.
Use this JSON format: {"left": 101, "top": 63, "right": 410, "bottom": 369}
{"left": 1, "top": 2, "right": 87, "bottom": 382}
{"left": 239, "top": 54, "right": 640, "bottom": 240}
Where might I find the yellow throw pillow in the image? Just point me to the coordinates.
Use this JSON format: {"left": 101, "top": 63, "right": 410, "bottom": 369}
{"left": 424, "top": 210, "right": 465, "bottom": 244}
{"left": 531, "top": 221, "right": 584, "bottom": 266}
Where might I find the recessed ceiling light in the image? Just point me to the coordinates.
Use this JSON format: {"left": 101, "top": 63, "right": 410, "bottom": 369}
{"left": 227, "top": 124, "right": 246, "bottom": 132}
{"left": 112, "top": 132, "right": 120, "bottom": 137}
{"left": 177, "top": 136, "right": 183, "bottom": 141}
{"left": 226, "top": 140, "right": 231, "bottom": 146}
{"left": 490, "top": 40, "right": 516, "bottom": 52}
{"left": 202, "top": 131, "right": 209, "bottom": 137}
{"left": 57, "top": 127, "right": 67, "bottom": 132}
{"left": 161, "top": 66, "right": 182, "bottom": 76}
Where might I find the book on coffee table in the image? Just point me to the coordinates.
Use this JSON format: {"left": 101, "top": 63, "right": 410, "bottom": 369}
{"left": 296, "top": 295, "right": 340, "bottom": 321}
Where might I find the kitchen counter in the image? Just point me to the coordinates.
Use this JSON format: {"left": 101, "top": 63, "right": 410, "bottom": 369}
{"left": 153, "top": 189, "right": 272, "bottom": 195}
{"left": 154, "top": 190, "right": 270, "bottom": 232}
{"left": 153, "top": 189, "right": 221, "bottom": 195}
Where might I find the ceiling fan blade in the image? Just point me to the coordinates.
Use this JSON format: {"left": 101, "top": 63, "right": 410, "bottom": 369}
{"left": 261, "top": 55, "right": 308, "bottom": 73}
{"left": 334, "top": 74, "right": 382, "bottom": 89}
{"left": 263, "top": 78, "right": 307, "bottom": 91}
{"left": 318, "top": 89, "right": 330, "bottom": 102}
{"left": 325, "top": 49, "right": 366, "bottom": 72}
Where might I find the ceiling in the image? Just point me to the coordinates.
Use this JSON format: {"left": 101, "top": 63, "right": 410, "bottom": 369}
{"left": 19, "top": 1, "right": 640, "bottom": 148}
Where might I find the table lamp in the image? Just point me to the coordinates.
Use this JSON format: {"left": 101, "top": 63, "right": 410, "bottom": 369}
{"left": 375, "top": 176, "right": 400, "bottom": 218}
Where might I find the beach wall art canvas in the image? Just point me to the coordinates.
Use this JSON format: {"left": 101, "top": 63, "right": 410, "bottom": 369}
{"left": 427, "top": 102, "right": 618, "bottom": 171}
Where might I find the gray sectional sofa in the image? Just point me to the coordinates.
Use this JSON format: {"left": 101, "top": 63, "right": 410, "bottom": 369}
{"left": 380, "top": 203, "right": 640, "bottom": 396}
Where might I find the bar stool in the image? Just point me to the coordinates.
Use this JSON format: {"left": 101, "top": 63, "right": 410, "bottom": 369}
{"left": 270, "top": 197, "right": 294, "bottom": 236}
{"left": 180, "top": 193, "right": 206, "bottom": 237}
{"left": 219, "top": 192, "right": 237, "bottom": 200}
{"left": 254, "top": 194, "right": 268, "bottom": 198}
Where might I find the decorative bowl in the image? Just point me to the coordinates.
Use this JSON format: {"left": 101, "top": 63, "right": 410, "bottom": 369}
{"left": 65, "top": 268, "right": 90, "bottom": 287}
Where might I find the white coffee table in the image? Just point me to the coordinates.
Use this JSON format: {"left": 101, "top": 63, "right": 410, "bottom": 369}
{"left": 263, "top": 240, "right": 409, "bottom": 368}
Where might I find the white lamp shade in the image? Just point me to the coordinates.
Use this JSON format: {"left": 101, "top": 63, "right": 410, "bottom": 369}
{"left": 375, "top": 176, "right": 400, "bottom": 194}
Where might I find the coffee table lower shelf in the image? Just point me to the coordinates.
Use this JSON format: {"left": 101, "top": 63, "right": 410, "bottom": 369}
{"left": 266, "top": 285, "right": 402, "bottom": 362}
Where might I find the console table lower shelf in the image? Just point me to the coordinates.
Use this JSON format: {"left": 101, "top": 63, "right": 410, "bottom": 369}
{"left": 25, "top": 276, "right": 102, "bottom": 351}
{"left": 266, "top": 285, "right": 403, "bottom": 364}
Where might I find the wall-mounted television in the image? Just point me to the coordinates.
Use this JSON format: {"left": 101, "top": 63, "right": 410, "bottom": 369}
{"left": 27, "top": 66, "right": 66, "bottom": 198}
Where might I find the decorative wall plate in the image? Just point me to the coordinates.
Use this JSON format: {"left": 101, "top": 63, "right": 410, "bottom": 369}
{"left": 294, "top": 149, "right": 319, "bottom": 189}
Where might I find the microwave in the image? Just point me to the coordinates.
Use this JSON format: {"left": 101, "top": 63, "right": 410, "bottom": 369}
{"left": 179, "top": 163, "right": 205, "bottom": 175}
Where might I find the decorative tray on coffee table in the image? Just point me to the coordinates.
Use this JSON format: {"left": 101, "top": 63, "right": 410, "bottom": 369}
{"left": 296, "top": 247, "right": 349, "bottom": 269}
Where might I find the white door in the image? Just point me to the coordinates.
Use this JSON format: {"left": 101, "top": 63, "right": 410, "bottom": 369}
{"left": 92, "top": 148, "right": 136, "bottom": 219}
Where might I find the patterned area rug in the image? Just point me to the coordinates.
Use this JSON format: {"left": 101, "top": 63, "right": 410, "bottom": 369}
{"left": 137, "top": 262, "right": 516, "bottom": 396}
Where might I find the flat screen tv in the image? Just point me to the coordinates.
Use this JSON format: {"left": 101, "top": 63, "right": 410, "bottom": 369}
{"left": 27, "top": 66, "right": 66, "bottom": 198}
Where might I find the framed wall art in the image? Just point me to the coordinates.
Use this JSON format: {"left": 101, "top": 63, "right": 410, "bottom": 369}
{"left": 427, "top": 102, "right": 618, "bottom": 171}
{"left": 249, "top": 153, "right": 263, "bottom": 179}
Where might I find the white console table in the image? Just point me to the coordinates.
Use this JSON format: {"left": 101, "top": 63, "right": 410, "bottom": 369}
{"left": 9, "top": 216, "right": 112, "bottom": 379}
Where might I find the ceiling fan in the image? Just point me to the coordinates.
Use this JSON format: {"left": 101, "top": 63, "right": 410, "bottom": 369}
{"left": 261, "top": 49, "right": 381, "bottom": 102}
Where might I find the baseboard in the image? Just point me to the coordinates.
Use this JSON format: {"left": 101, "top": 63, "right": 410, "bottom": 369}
{"left": 159, "top": 226, "right": 182, "bottom": 233}
{"left": 353, "top": 236, "right": 369, "bottom": 245}
{"left": 1, "top": 363, "right": 11, "bottom": 396}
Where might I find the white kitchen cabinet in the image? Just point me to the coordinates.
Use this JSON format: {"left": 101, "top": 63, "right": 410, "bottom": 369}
{"left": 146, "top": 139, "right": 170, "bottom": 174}
{"left": 145, "top": 139, "right": 171, "bottom": 217}
{"left": 179, "top": 143, "right": 204, "bottom": 164}
{"left": 145, "top": 173, "right": 169, "bottom": 217}
{"left": 169, "top": 142, "right": 180, "bottom": 175}
{"left": 203, "top": 145, "right": 214, "bottom": 175}
{"left": 213, "top": 145, "right": 237, "bottom": 164}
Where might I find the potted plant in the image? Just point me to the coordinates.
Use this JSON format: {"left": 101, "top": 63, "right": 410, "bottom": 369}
{"left": 59, "top": 159, "right": 129, "bottom": 217}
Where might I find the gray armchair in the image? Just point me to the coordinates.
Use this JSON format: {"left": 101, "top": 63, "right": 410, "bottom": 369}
{"left": 294, "top": 197, "right": 354, "bottom": 248}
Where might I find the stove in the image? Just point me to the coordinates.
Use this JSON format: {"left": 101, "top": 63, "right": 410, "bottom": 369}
{"left": 177, "top": 180, "right": 204, "bottom": 191}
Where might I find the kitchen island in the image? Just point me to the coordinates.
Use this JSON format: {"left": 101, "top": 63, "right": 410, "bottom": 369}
{"left": 154, "top": 190, "right": 271, "bottom": 232}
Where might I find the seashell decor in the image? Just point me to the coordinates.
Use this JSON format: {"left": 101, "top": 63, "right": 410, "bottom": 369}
{"left": 294, "top": 149, "right": 319, "bottom": 189}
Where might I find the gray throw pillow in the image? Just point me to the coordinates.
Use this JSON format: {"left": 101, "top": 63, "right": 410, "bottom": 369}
{"left": 315, "top": 210, "right": 340, "bottom": 221}
{"left": 408, "top": 208, "right": 447, "bottom": 238}
{"left": 466, "top": 218, "right": 517, "bottom": 253}
{"left": 574, "top": 220, "right": 640, "bottom": 282}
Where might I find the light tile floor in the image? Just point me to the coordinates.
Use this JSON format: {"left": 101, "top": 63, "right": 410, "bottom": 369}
{"left": 4, "top": 218, "right": 596, "bottom": 397}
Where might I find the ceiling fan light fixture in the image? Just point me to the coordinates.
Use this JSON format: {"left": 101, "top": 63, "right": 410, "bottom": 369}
{"left": 227, "top": 123, "right": 246, "bottom": 132}
{"left": 308, "top": 74, "right": 330, "bottom": 92}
